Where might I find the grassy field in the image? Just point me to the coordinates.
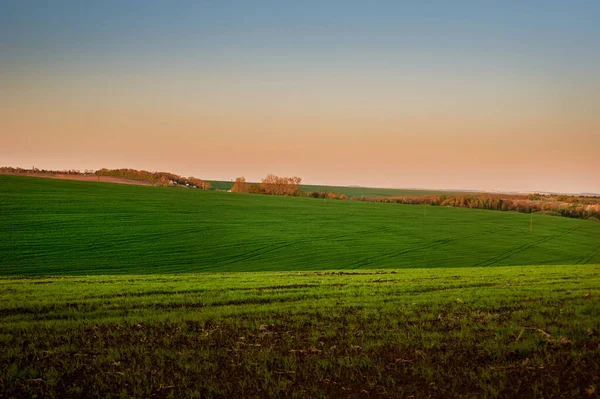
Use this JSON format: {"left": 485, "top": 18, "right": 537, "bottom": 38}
{"left": 207, "top": 180, "right": 459, "bottom": 197}
{"left": 1, "top": 175, "right": 600, "bottom": 276}
{"left": 205, "top": 180, "right": 237, "bottom": 191}
{"left": 1, "top": 266, "right": 599, "bottom": 397}
{"left": 2, "top": 175, "right": 600, "bottom": 397}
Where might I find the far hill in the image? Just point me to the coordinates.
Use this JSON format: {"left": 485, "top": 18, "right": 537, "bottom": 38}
{"left": 0, "top": 166, "right": 211, "bottom": 189}
{"left": 207, "top": 180, "right": 460, "bottom": 197}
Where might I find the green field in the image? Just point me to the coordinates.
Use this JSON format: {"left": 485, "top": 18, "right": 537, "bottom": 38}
{"left": 1, "top": 175, "right": 599, "bottom": 276}
{"left": 2, "top": 175, "right": 600, "bottom": 397}
{"left": 1, "top": 267, "right": 599, "bottom": 397}
{"left": 207, "top": 180, "right": 459, "bottom": 197}
{"left": 206, "top": 179, "right": 237, "bottom": 191}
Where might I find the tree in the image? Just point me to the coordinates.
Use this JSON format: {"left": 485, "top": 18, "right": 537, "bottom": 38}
{"left": 231, "top": 177, "right": 249, "bottom": 193}
{"left": 259, "top": 175, "right": 302, "bottom": 196}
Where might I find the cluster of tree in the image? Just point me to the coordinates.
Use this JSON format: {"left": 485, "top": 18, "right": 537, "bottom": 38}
{"left": 359, "top": 194, "right": 600, "bottom": 220}
{"left": 231, "top": 177, "right": 253, "bottom": 193}
{"left": 94, "top": 168, "right": 211, "bottom": 189}
{"left": 260, "top": 175, "right": 302, "bottom": 196}
{"left": 308, "top": 191, "right": 348, "bottom": 200}
{"left": 527, "top": 193, "right": 600, "bottom": 207}
{"left": 0, "top": 166, "right": 27, "bottom": 173}
{"left": 231, "top": 175, "right": 303, "bottom": 196}
{"left": 299, "top": 186, "right": 599, "bottom": 220}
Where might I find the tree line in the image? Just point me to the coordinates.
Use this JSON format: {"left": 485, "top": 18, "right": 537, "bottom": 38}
{"left": 231, "top": 175, "right": 303, "bottom": 196}
{"left": 358, "top": 194, "right": 600, "bottom": 220}
{"left": 230, "top": 175, "right": 354, "bottom": 200}
{"left": 95, "top": 169, "right": 211, "bottom": 189}
{"left": 0, "top": 166, "right": 92, "bottom": 175}
{"left": 227, "top": 174, "right": 599, "bottom": 220}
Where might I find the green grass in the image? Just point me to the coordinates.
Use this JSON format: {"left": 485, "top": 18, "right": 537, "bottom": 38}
{"left": 1, "top": 175, "right": 599, "bottom": 276}
{"left": 1, "top": 266, "right": 599, "bottom": 397}
{"left": 2, "top": 175, "right": 600, "bottom": 397}
{"left": 207, "top": 179, "right": 459, "bottom": 197}
{"left": 206, "top": 179, "right": 237, "bottom": 191}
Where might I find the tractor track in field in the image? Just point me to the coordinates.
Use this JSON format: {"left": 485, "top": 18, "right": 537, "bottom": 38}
{"left": 577, "top": 242, "right": 600, "bottom": 265}
{"left": 218, "top": 241, "right": 301, "bottom": 266}
{"left": 348, "top": 227, "right": 509, "bottom": 269}
{"left": 0, "top": 295, "right": 312, "bottom": 320}
{"left": 215, "top": 225, "right": 400, "bottom": 266}
{"left": 474, "top": 225, "right": 582, "bottom": 267}
{"left": 13, "top": 227, "right": 204, "bottom": 259}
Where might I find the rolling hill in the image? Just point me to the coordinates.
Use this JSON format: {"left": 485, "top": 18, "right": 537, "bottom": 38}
{"left": 1, "top": 175, "right": 599, "bottom": 275}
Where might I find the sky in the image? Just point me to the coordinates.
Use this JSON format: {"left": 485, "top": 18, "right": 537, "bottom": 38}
{"left": 1, "top": 0, "right": 599, "bottom": 193}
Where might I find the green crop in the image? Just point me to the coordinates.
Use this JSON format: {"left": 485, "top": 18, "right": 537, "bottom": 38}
{"left": 2, "top": 175, "right": 599, "bottom": 397}
{"left": 1, "top": 175, "right": 599, "bottom": 276}
{"left": 1, "top": 266, "right": 599, "bottom": 397}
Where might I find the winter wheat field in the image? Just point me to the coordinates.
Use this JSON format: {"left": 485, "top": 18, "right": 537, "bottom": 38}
{"left": 1, "top": 175, "right": 599, "bottom": 398}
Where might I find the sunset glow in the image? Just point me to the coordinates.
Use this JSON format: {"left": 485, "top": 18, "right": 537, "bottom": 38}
{"left": 2, "top": 1, "right": 599, "bottom": 193}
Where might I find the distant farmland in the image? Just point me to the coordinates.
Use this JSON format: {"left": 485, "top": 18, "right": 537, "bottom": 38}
{"left": 1, "top": 175, "right": 599, "bottom": 276}
{"left": 207, "top": 180, "right": 460, "bottom": 197}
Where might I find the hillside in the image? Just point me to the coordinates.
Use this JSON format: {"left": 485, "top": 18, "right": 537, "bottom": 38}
{"left": 1, "top": 175, "right": 599, "bottom": 275}
{"left": 0, "top": 167, "right": 211, "bottom": 189}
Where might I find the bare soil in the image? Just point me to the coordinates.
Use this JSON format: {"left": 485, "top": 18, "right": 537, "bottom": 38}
{"left": 0, "top": 172, "right": 153, "bottom": 186}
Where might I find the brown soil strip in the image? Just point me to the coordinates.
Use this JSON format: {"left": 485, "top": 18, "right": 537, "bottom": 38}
{"left": 0, "top": 172, "right": 153, "bottom": 186}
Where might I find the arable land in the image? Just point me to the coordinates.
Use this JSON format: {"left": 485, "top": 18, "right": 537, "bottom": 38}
{"left": 1, "top": 175, "right": 599, "bottom": 398}
{"left": 0, "top": 172, "right": 154, "bottom": 186}
{"left": 1, "top": 267, "right": 599, "bottom": 397}
{"left": 1, "top": 175, "right": 599, "bottom": 276}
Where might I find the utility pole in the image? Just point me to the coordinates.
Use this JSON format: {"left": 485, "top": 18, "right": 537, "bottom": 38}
{"left": 530, "top": 213, "right": 533, "bottom": 233}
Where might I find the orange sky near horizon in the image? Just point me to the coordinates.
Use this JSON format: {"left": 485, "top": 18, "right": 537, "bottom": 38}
{"left": 3, "top": 83, "right": 598, "bottom": 193}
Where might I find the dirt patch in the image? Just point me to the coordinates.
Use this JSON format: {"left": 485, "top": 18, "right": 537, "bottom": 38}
{"left": 1, "top": 172, "right": 153, "bottom": 186}
{"left": 256, "top": 284, "right": 319, "bottom": 291}
{"left": 314, "top": 271, "right": 398, "bottom": 276}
